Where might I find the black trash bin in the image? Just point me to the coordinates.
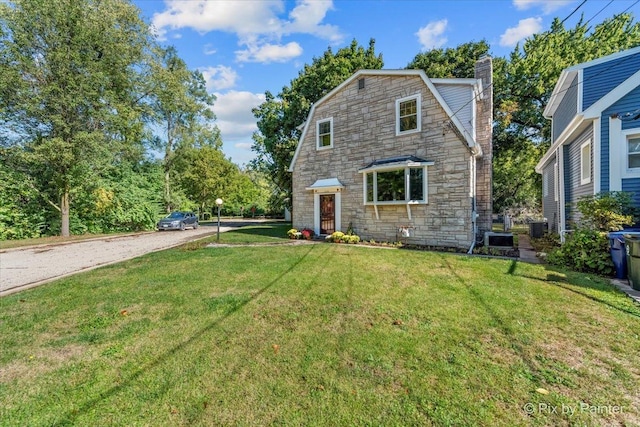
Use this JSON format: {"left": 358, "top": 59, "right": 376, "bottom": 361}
{"left": 624, "top": 235, "right": 640, "bottom": 291}
{"left": 529, "top": 222, "right": 546, "bottom": 238}
{"left": 609, "top": 232, "right": 627, "bottom": 279}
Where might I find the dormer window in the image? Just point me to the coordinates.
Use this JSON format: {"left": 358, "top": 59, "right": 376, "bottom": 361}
{"left": 396, "top": 94, "right": 421, "bottom": 136}
{"left": 316, "top": 118, "right": 333, "bottom": 150}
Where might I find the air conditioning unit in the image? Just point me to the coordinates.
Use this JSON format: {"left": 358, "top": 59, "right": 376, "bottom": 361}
{"left": 484, "top": 232, "right": 514, "bottom": 248}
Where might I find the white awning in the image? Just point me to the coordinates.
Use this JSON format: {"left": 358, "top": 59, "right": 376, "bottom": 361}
{"left": 306, "top": 178, "right": 344, "bottom": 192}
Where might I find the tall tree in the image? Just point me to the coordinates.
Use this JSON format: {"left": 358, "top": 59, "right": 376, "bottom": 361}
{"left": 251, "top": 39, "right": 383, "bottom": 207}
{"left": 406, "top": 40, "right": 491, "bottom": 78}
{"left": 148, "top": 46, "right": 221, "bottom": 213}
{"left": 493, "top": 13, "right": 640, "bottom": 212}
{"left": 0, "top": 0, "right": 153, "bottom": 236}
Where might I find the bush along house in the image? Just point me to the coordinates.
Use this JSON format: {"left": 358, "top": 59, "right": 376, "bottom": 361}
{"left": 536, "top": 47, "right": 640, "bottom": 239}
{"left": 288, "top": 56, "right": 493, "bottom": 252}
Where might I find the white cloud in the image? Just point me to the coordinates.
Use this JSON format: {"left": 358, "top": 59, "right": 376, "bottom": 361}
{"left": 151, "top": 0, "right": 341, "bottom": 63}
{"left": 235, "top": 142, "right": 253, "bottom": 150}
{"left": 416, "top": 19, "right": 448, "bottom": 51}
{"left": 513, "top": 0, "right": 572, "bottom": 14}
{"left": 284, "top": 0, "right": 342, "bottom": 42}
{"left": 236, "top": 42, "right": 303, "bottom": 63}
{"left": 151, "top": 0, "right": 283, "bottom": 38}
{"left": 199, "top": 66, "right": 238, "bottom": 91}
{"left": 212, "top": 90, "right": 265, "bottom": 141}
{"left": 500, "top": 17, "right": 543, "bottom": 47}
{"left": 203, "top": 44, "right": 217, "bottom": 55}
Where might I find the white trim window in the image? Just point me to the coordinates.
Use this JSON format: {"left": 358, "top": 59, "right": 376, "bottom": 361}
{"left": 396, "top": 94, "right": 421, "bottom": 136}
{"left": 580, "top": 140, "right": 591, "bottom": 185}
{"left": 364, "top": 168, "right": 427, "bottom": 204}
{"left": 316, "top": 117, "right": 333, "bottom": 150}
{"left": 627, "top": 134, "right": 640, "bottom": 170}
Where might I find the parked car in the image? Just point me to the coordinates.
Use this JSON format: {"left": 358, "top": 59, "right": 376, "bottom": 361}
{"left": 157, "top": 211, "right": 199, "bottom": 231}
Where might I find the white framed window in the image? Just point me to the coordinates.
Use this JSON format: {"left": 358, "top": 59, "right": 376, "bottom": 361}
{"left": 543, "top": 172, "right": 549, "bottom": 197}
{"left": 627, "top": 135, "right": 640, "bottom": 170}
{"left": 580, "top": 140, "right": 591, "bottom": 185}
{"left": 316, "top": 117, "right": 333, "bottom": 150}
{"left": 364, "top": 167, "right": 427, "bottom": 205}
{"left": 396, "top": 94, "right": 421, "bottom": 136}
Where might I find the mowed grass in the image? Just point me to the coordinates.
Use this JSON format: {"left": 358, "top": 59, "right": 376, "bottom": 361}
{"left": 1, "top": 225, "right": 639, "bottom": 426}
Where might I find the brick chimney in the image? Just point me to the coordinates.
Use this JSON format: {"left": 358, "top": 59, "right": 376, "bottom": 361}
{"left": 474, "top": 55, "right": 493, "bottom": 234}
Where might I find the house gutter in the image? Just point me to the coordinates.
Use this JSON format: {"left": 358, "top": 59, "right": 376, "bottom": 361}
{"left": 468, "top": 153, "right": 478, "bottom": 254}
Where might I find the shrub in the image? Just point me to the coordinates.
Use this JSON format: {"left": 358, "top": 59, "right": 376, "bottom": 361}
{"left": 347, "top": 235, "right": 360, "bottom": 244}
{"left": 576, "top": 192, "right": 637, "bottom": 231}
{"left": 325, "top": 231, "right": 360, "bottom": 244}
{"left": 300, "top": 228, "right": 314, "bottom": 240}
{"left": 547, "top": 229, "right": 614, "bottom": 275}
{"left": 287, "top": 228, "right": 298, "bottom": 239}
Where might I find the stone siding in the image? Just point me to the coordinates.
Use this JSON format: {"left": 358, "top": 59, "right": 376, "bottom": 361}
{"left": 292, "top": 73, "right": 481, "bottom": 249}
{"left": 474, "top": 56, "right": 494, "bottom": 234}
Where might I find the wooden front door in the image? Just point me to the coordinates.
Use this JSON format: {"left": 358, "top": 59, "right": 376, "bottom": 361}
{"left": 320, "top": 194, "right": 335, "bottom": 234}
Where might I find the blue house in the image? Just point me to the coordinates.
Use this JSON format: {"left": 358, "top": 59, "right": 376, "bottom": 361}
{"left": 536, "top": 47, "right": 640, "bottom": 238}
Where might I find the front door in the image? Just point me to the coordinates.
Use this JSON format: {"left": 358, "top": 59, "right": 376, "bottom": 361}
{"left": 320, "top": 194, "right": 335, "bottom": 234}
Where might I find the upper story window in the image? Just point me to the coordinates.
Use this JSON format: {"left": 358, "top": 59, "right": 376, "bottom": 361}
{"left": 396, "top": 94, "right": 421, "bottom": 136}
{"left": 580, "top": 140, "right": 591, "bottom": 185}
{"left": 316, "top": 118, "right": 333, "bottom": 150}
{"left": 628, "top": 135, "right": 640, "bottom": 169}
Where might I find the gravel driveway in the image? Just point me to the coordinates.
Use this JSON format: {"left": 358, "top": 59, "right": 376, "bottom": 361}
{"left": 0, "top": 221, "right": 255, "bottom": 296}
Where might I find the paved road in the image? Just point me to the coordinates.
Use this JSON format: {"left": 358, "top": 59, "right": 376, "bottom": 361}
{"left": 0, "top": 220, "right": 261, "bottom": 296}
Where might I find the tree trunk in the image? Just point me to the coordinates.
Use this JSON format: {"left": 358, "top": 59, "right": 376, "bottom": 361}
{"left": 60, "top": 190, "right": 70, "bottom": 237}
{"left": 164, "top": 169, "right": 171, "bottom": 213}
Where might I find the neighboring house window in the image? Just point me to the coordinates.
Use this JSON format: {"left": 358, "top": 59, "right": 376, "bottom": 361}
{"left": 628, "top": 135, "right": 640, "bottom": 169}
{"left": 316, "top": 118, "right": 333, "bottom": 149}
{"left": 580, "top": 140, "right": 591, "bottom": 185}
{"left": 364, "top": 167, "right": 427, "bottom": 204}
{"left": 396, "top": 94, "right": 421, "bottom": 135}
{"left": 543, "top": 172, "right": 549, "bottom": 197}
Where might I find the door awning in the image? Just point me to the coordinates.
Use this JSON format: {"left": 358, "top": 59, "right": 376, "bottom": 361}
{"left": 306, "top": 178, "right": 344, "bottom": 192}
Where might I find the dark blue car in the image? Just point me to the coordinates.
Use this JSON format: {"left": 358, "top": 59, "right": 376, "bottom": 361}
{"left": 157, "top": 211, "right": 199, "bottom": 231}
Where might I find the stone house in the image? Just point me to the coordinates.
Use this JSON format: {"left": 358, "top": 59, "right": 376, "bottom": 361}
{"left": 288, "top": 57, "right": 493, "bottom": 251}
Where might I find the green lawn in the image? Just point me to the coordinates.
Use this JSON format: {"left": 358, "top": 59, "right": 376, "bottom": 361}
{"left": 1, "top": 224, "right": 639, "bottom": 426}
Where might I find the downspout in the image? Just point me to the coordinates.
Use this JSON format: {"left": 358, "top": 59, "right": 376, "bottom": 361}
{"left": 468, "top": 153, "right": 478, "bottom": 254}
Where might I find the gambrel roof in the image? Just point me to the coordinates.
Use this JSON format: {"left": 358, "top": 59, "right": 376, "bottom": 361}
{"left": 288, "top": 69, "right": 483, "bottom": 172}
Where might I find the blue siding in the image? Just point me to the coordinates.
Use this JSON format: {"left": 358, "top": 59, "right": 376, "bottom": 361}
{"left": 542, "top": 158, "right": 558, "bottom": 232}
{"left": 583, "top": 52, "right": 640, "bottom": 110}
{"left": 553, "top": 75, "right": 578, "bottom": 142}
{"left": 601, "top": 114, "right": 609, "bottom": 193}
{"left": 600, "top": 84, "right": 640, "bottom": 193}
{"left": 563, "top": 129, "right": 593, "bottom": 225}
{"left": 563, "top": 145, "right": 571, "bottom": 224}
{"left": 622, "top": 179, "right": 640, "bottom": 207}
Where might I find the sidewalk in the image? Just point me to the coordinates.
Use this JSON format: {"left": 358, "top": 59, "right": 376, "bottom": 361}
{"left": 517, "top": 234, "right": 542, "bottom": 264}
{"left": 610, "top": 279, "right": 640, "bottom": 304}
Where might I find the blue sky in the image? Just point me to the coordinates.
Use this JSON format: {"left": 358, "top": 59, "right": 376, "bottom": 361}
{"left": 133, "top": 0, "right": 640, "bottom": 166}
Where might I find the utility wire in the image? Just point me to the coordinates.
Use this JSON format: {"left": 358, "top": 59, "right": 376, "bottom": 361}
{"left": 446, "top": 0, "right": 589, "bottom": 125}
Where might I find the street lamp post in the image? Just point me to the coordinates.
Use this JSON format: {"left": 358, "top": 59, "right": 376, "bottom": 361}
{"left": 215, "top": 198, "right": 223, "bottom": 242}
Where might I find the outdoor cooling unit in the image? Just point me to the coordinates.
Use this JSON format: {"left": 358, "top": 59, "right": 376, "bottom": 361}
{"left": 484, "top": 232, "right": 514, "bottom": 248}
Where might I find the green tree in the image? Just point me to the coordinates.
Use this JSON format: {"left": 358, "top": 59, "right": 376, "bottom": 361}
{"left": 493, "top": 13, "right": 640, "bottom": 212}
{"left": 0, "top": 0, "right": 153, "bottom": 236}
{"left": 252, "top": 39, "right": 383, "bottom": 206}
{"left": 173, "top": 146, "right": 235, "bottom": 217}
{"left": 148, "top": 46, "right": 221, "bottom": 213}
{"left": 406, "top": 40, "right": 491, "bottom": 78}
